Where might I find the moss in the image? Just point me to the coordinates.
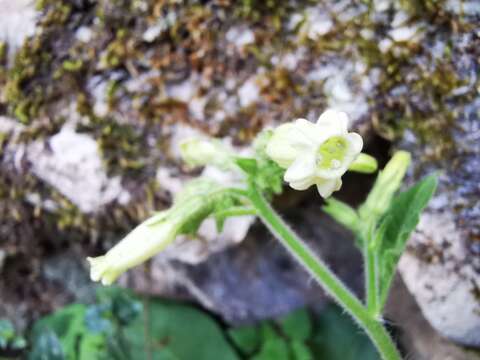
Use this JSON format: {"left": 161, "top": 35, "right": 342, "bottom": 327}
{"left": 106, "top": 80, "right": 120, "bottom": 105}
{"left": 234, "top": 0, "right": 300, "bottom": 25}
{"left": 398, "top": 0, "right": 448, "bottom": 17}
{"left": 77, "top": 116, "right": 148, "bottom": 176}
{"left": 4, "top": 35, "right": 49, "bottom": 124}
{"left": 1, "top": 0, "right": 476, "bottom": 244}
{"left": 62, "top": 59, "right": 83, "bottom": 72}
{"left": 41, "top": 3, "right": 72, "bottom": 26}
{"left": 0, "top": 41, "right": 6, "bottom": 63}
{"left": 0, "top": 41, "right": 7, "bottom": 95}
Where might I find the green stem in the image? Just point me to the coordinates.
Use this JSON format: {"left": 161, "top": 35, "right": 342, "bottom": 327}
{"left": 365, "top": 241, "right": 378, "bottom": 313}
{"left": 247, "top": 185, "right": 401, "bottom": 360}
{"left": 215, "top": 206, "right": 257, "bottom": 218}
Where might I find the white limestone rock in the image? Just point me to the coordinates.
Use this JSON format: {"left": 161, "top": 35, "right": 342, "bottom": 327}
{"left": 26, "top": 125, "right": 129, "bottom": 213}
{"left": 226, "top": 26, "right": 255, "bottom": 50}
{"left": 399, "top": 211, "right": 480, "bottom": 347}
{"left": 0, "top": 0, "right": 37, "bottom": 61}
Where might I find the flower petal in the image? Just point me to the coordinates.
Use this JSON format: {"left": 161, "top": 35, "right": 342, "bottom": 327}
{"left": 266, "top": 123, "right": 300, "bottom": 167}
{"left": 291, "top": 118, "right": 328, "bottom": 147}
{"left": 284, "top": 152, "right": 316, "bottom": 183}
{"left": 87, "top": 256, "right": 121, "bottom": 286}
{"left": 316, "top": 178, "right": 342, "bottom": 198}
{"left": 316, "top": 109, "right": 349, "bottom": 134}
{"left": 316, "top": 164, "right": 349, "bottom": 180}
{"left": 288, "top": 177, "right": 317, "bottom": 190}
{"left": 346, "top": 132, "right": 363, "bottom": 155}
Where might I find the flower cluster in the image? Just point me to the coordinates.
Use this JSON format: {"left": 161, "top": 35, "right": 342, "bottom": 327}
{"left": 87, "top": 109, "right": 373, "bottom": 285}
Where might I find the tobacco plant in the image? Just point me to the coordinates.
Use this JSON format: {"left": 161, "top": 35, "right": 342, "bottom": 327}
{"left": 87, "top": 109, "right": 437, "bottom": 360}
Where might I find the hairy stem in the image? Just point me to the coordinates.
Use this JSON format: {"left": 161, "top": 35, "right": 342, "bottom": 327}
{"left": 247, "top": 185, "right": 401, "bottom": 360}
{"left": 365, "top": 241, "right": 379, "bottom": 313}
{"left": 214, "top": 206, "right": 257, "bottom": 218}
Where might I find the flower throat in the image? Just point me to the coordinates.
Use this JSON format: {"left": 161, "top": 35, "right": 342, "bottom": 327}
{"left": 316, "top": 136, "right": 348, "bottom": 170}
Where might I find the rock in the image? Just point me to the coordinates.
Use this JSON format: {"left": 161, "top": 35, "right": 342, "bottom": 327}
{"left": 399, "top": 212, "right": 480, "bottom": 347}
{"left": 225, "top": 26, "right": 256, "bottom": 50}
{"left": 0, "top": 0, "right": 37, "bottom": 60}
{"left": 386, "top": 276, "right": 480, "bottom": 360}
{"left": 26, "top": 124, "right": 130, "bottom": 213}
{"left": 0, "top": 249, "right": 5, "bottom": 271}
{"left": 301, "top": 6, "right": 334, "bottom": 40}
{"left": 238, "top": 76, "right": 261, "bottom": 108}
{"left": 42, "top": 250, "right": 97, "bottom": 304}
{"left": 396, "top": 22, "right": 480, "bottom": 347}
{"left": 398, "top": 137, "right": 480, "bottom": 347}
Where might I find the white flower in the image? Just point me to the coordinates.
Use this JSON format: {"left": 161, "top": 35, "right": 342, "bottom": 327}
{"left": 87, "top": 211, "right": 177, "bottom": 285}
{"left": 86, "top": 178, "right": 234, "bottom": 286}
{"left": 266, "top": 109, "right": 363, "bottom": 198}
{"left": 180, "top": 138, "right": 233, "bottom": 169}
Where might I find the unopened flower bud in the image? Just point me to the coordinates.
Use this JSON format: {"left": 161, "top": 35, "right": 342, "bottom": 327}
{"left": 359, "top": 151, "right": 411, "bottom": 219}
{"left": 180, "top": 138, "right": 232, "bottom": 169}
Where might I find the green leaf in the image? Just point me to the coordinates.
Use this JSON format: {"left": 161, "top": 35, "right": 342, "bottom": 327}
{"left": 236, "top": 153, "right": 283, "bottom": 196}
{"left": 124, "top": 299, "right": 239, "bottom": 360}
{"left": 0, "top": 319, "right": 15, "bottom": 348}
{"left": 235, "top": 157, "right": 258, "bottom": 175}
{"left": 228, "top": 325, "right": 261, "bottom": 355}
{"left": 109, "top": 288, "right": 143, "bottom": 325}
{"left": 252, "top": 332, "right": 289, "bottom": 360}
{"left": 254, "top": 159, "right": 284, "bottom": 195}
{"left": 29, "top": 289, "right": 238, "bottom": 360}
{"left": 78, "top": 334, "right": 106, "bottom": 360}
{"left": 85, "top": 304, "right": 114, "bottom": 334}
{"left": 277, "top": 308, "right": 312, "bottom": 341}
{"left": 28, "top": 330, "right": 65, "bottom": 360}
{"left": 31, "top": 304, "right": 88, "bottom": 359}
{"left": 290, "top": 340, "right": 313, "bottom": 360}
{"left": 212, "top": 196, "right": 239, "bottom": 233}
{"left": 29, "top": 287, "right": 142, "bottom": 360}
{"left": 310, "top": 304, "right": 379, "bottom": 360}
{"left": 11, "top": 336, "right": 27, "bottom": 350}
{"left": 376, "top": 174, "right": 438, "bottom": 310}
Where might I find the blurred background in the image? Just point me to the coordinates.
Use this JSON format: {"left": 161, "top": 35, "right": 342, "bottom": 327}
{"left": 0, "top": 0, "right": 479, "bottom": 359}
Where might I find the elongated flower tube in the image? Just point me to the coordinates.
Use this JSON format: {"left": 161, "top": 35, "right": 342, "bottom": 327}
{"left": 87, "top": 211, "right": 179, "bottom": 285}
{"left": 87, "top": 178, "right": 247, "bottom": 285}
{"left": 87, "top": 192, "right": 207, "bottom": 286}
{"left": 265, "top": 109, "right": 364, "bottom": 198}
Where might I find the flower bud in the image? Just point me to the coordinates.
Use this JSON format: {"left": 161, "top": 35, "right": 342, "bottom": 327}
{"left": 359, "top": 151, "right": 411, "bottom": 219}
{"left": 348, "top": 153, "right": 378, "bottom": 173}
{"left": 180, "top": 138, "right": 232, "bottom": 169}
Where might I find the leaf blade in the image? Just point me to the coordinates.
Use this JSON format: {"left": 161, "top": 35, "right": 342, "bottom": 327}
{"left": 376, "top": 174, "right": 438, "bottom": 311}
